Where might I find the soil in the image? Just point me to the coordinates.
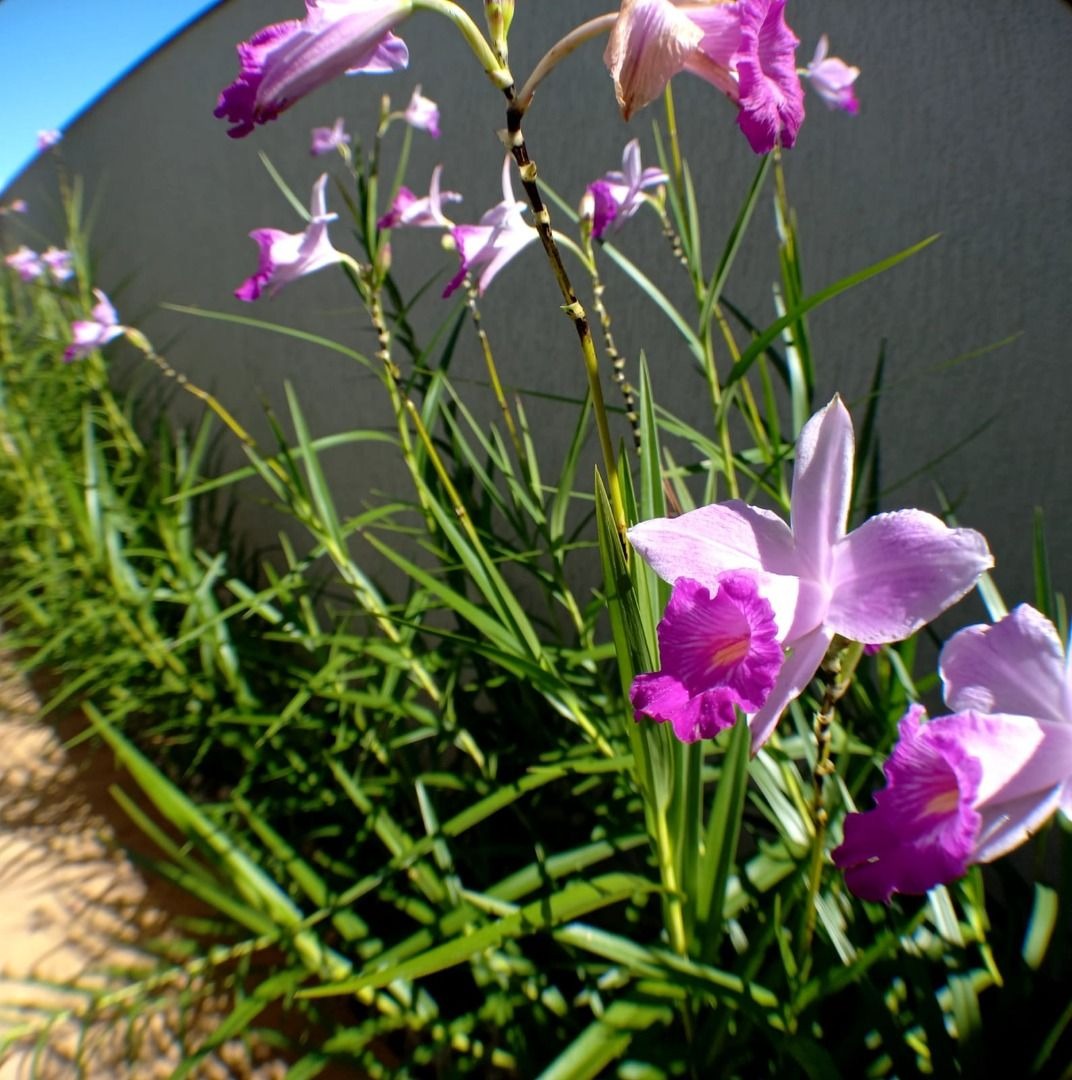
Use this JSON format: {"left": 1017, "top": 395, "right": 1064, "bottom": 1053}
{"left": 0, "top": 656, "right": 294, "bottom": 1079}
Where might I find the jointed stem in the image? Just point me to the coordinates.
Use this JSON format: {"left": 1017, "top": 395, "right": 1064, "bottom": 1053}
{"left": 502, "top": 94, "right": 628, "bottom": 544}
{"left": 799, "top": 640, "right": 862, "bottom": 964}
{"left": 583, "top": 238, "right": 641, "bottom": 453}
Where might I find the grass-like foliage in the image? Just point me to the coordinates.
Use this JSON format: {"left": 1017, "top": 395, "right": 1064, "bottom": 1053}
{"left": 3, "top": 13, "right": 1072, "bottom": 1078}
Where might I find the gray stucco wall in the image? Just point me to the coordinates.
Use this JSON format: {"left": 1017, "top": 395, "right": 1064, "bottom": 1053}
{"left": 4, "top": 1, "right": 1072, "bottom": 610}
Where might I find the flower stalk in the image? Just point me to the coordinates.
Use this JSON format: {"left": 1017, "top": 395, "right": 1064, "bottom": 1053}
{"left": 413, "top": 0, "right": 513, "bottom": 87}
{"left": 799, "top": 638, "right": 862, "bottom": 965}
{"left": 502, "top": 94, "right": 628, "bottom": 544}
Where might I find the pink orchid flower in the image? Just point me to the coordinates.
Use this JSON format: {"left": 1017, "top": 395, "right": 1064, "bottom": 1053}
{"left": 604, "top": 0, "right": 805, "bottom": 154}
{"left": 216, "top": 0, "right": 412, "bottom": 139}
{"left": 835, "top": 606, "right": 1072, "bottom": 902}
{"left": 65, "top": 290, "right": 125, "bottom": 362}
{"left": 442, "top": 158, "right": 537, "bottom": 298}
{"left": 42, "top": 247, "right": 74, "bottom": 283}
{"left": 36, "top": 129, "right": 62, "bottom": 150}
{"left": 378, "top": 165, "right": 462, "bottom": 230}
{"left": 631, "top": 572, "right": 784, "bottom": 743}
{"left": 402, "top": 85, "right": 441, "bottom": 138}
{"left": 584, "top": 138, "right": 668, "bottom": 240}
{"left": 5, "top": 246, "right": 44, "bottom": 282}
{"left": 804, "top": 35, "right": 859, "bottom": 115}
{"left": 833, "top": 698, "right": 1072, "bottom": 903}
{"left": 235, "top": 174, "right": 347, "bottom": 301}
{"left": 629, "top": 396, "right": 993, "bottom": 750}
{"left": 311, "top": 117, "right": 352, "bottom": 155}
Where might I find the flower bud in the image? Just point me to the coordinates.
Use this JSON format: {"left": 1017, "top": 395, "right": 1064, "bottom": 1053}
{"left": 484, "top": 1, "right": 513, "bottom": 65}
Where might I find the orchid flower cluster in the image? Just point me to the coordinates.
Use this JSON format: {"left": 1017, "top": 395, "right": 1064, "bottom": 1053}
{"left": 207, "top": 0, "right": 1072, "bottom": 913}
{"left": 629, "top": 394, "right": 1072, "bottom": 902}
{"left": 4, "top": 244, "right": 74, "bottom": 284}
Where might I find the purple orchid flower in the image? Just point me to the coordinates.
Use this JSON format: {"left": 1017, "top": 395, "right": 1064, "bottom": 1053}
{"left": 65, "top": 289, "right": 125, "bottom": 362}
{"left": 938, "top": 603, "right": 1072, "bottom": 849}
{"left": 235, "top": 174, "right": 347, "bottom": 301}
{"left": 378, "top": 164, "right": 461, "bottom": 230}
{"left": 311, "top": 117, "right": 352, "bottom": 155}
{"left": 833, "top": 693, "right": 1072, "bottom": 903}
{"left": 403, "top": 85, "right": 440, "bottom": 138}
{"left": 215, "top": 0, "right": 413, "bottom": 139}
{"left": 629, "top": 396, "right": 993, "bottom": 750}
{"left": 603, "top": 0, "right": 804, "bottom": 154}
{"left": 42, "top": 247, "right": 74, "bottom": 283}
{"left": 5, "top": 246, "right": 44, "bottom": 282}
{"left": 442, "top": 158, "right": 537, "bottom": 298}
{"left": 631, "top": 572, "right": 784, "bottom": 743}
{"left": 803, "top": 35, "right": 859, "bottom": 115}
{"left": 584, "top": 139, "right": 668, "bottom": 240}
{"left": 36, "top": 129, "right": 62, "bottom": 150}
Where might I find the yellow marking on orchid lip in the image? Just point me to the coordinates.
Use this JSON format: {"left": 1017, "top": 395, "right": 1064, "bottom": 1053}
{"left": 924, "top": 788, "right": 960, "bottom": 815}
{"left": 711, "top": 636, "right": 750, "bottom": 669}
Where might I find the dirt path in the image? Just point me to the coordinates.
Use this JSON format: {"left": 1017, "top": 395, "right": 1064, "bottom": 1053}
{"left": 0, "top": 658, "right": 290, "bottom": 1079}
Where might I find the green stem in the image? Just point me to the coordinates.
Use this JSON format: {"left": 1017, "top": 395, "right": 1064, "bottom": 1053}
{"left": 799, "top": 640, "right": 863, "bottom": 966}
{"left": 662, "top": 82, "right": 685, "bottom": 201}
{"left": 465, "top": 287, "right": 524, "bottom": 462}
{"left": 655, "top": 795, "right": 690, "bottom": 957}
{"left": 412, "top": 0, "right": 512, "bottom": 87}
{"left": 583, "top": 233, "right": 641, "bottom": 453}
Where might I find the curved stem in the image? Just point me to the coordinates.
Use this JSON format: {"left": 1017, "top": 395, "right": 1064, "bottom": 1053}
{"left": 412, "top": 0, "right": 513, "bottom": 87}
{"left": 514, "top": 13, "right": 617, "bottom": 115}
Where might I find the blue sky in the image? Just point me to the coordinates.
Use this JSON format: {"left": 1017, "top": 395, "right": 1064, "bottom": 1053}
{"left": 0, "top": 0, "right": 219, "bottom": 192}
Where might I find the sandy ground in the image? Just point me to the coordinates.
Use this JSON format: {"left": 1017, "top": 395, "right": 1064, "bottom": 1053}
{"left": 0, "top": 657, "right": 292, "bottom": 1079}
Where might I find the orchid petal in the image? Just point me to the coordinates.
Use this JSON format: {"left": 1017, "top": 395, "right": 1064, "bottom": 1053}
{"left": 827, "top": 511, "right": 993, "bottom": 643}
{"left": 832, "top": 706, "right": 982, "bottom": 903}
{"left": 604, "top": 0, "right": 703, "bottom": 120}
{"left": 748, "top": 627, "right": 832, "bottom": 750}
{"left": 346, "top": 30, "right": 409, "bottom": 73}
{"left": 975, "top": 785, "right": 1065, "bottom": 864}
{"left": 734, "top": 0, "right": 805, "bottom": 153}
{"left": 946, "top": 713, "right": 1072, "bottom": 805}
{"left": 932, "top": 711, "right": 1072, "bottom": 862}
{"left": 940, "top": 604, "right": 1072, "bottom": 723}
{"left": 789, "top": 395, "right": 852, "bottom": 576}
{"left": 628, "top": 502, "right": 801, "bottom": 632}
{"left": 216, "top": 1, "right": 411, "bottom": 138}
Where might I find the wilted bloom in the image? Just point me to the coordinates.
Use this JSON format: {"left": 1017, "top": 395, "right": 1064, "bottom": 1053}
{"left": 36, "top": 129, "right": 62, "bottom": 150}
{"left": 402, "top": 85, "right": 440, "bottom": 137}
{"left": 442, "top": 158, "right": 537, "bottom": 298}
{"left": 584, "top": 138, "right": 667, "bottom": 240}
{"left": 236, "top": 174, "right": 347, "bottom": 301}
{"left": 604, "top": 0, "right": 804, "bottom": 154}
{"left": 803, "top": 35, "right": 859, "bottom": 114}
{"left": 311, "top": 117, "right": 351, "bottom": 155}
{"left": 631, "top": 573, "right": 783, "bottom": 743}
{"left": 65, "top": 289, "right": 125, "bottom": 362}
{"left": 42, "top": 247, "right": 74, "bottom": 283}
{"left": 5, "top": 246, "right": 44, "bottom": 282}
{"left": 833, "top": 699, "right": 1072, "bottom": 904}
{"left": 629, "top": 396, "right": 993, "bottom": 749}
{"left": 215, "top": 0, "right": 413, "bottom": 139}
{"left": 377, "top": 164, "right": 461, "bottom": 229}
